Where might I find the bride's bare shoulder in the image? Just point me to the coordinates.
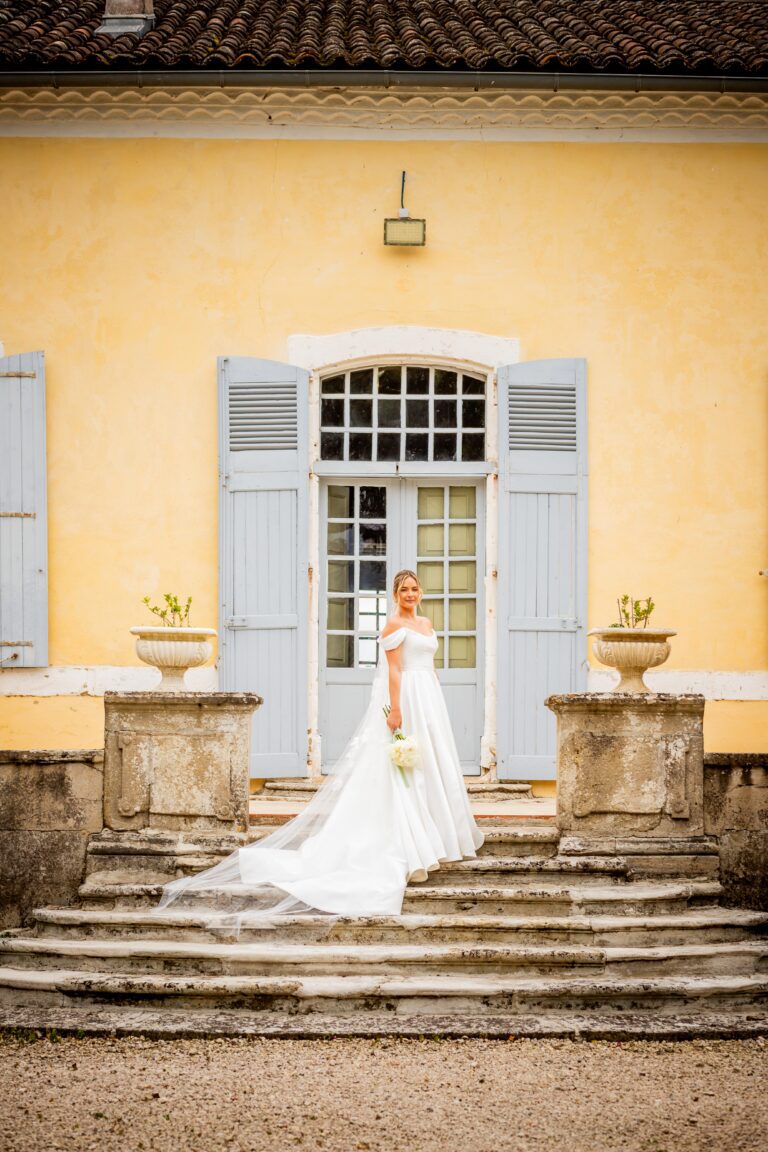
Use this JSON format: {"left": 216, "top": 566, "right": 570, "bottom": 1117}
{"left": 381, "top": 617, "right": 403, "bottom": 638}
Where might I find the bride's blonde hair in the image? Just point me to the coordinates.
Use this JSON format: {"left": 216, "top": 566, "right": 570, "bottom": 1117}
{"left": 393, "top": 569, "right": 421, "bottom": 602}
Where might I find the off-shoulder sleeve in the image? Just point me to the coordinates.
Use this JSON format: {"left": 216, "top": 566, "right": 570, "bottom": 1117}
{"left": 380, "top": 628, "right": 407, "bottom": 651}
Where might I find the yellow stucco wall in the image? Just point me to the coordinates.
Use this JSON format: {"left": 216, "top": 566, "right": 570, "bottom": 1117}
{"left": 0, "top": 137, "right": 766, "bottom": 753}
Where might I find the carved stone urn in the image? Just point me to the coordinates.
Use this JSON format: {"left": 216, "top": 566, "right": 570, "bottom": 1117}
{"left": 588, "top": 627, "right": 676, "bottom": 693}
{"left": 129, "top": 626, "right": 217, "bottom": 689}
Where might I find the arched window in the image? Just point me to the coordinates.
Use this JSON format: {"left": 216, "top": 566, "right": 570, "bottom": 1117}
{"left": 319, "top": 364, "right": 487, "bottom": 464}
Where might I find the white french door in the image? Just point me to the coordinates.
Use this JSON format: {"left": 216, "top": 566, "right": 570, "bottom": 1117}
{"left": 319, "top": 478, "right": 484, "bottom": 772}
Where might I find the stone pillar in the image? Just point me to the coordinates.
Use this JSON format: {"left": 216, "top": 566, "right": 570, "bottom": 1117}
{"left": 103, "top": 691, "right": 262, "bottom": 834}
{"left": 547, "top": 693, "right": 706, "bottom": 841}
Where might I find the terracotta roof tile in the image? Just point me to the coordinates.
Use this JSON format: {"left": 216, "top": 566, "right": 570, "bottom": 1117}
{"left": 0, "top": 1, "right": 766, "bottom": 75}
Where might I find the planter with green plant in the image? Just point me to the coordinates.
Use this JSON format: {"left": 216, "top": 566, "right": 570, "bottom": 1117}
{"left": 588, "top": 595, "right": 676, "bottom": 693}
{"left": 129, "top": 594, "right": 217, "bottom": 690}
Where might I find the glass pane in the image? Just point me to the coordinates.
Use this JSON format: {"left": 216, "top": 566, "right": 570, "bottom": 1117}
{"left": 449, "top": 635, "right": 476, "bottom": 669}
{"left": 328, "top": 485, "right": 353, "bottom": 519}
{"left": 358, "top": 636, "right": 378, "bottom": 668}
{"left": 321, "top": 397, "right": 344, "bottom": 426}
{"left": 420, "top": 599, "right": 444, "bottom": 631}
{"left": 434, "top": 399, "right": 456, "bottom": 428}
{"left": 434, "top": 433, "right": 457, "bottom": 462}
{"left": 417, "top": 487, "right": 444, "bottom": 520}
{"left": 328, "top": 523, "right": 354, "bottom": 555}
{"left": 360, "top": 486, "right": 386, "bottom": 519}
{"left": 350, "top": 368, "right": 373, "bottom": 393}
{"left": 349, "top": 433, "right": 373, "bottom": 460}
{"left": 435, "top": 369, "right": 457, "bottom": 394}
{"left": 449, "top": 599, "right": 476, "bottom": 631}
{"left": 321, "top": 374, "right": 345, "bottom": 395}
{"left": 405, "top": 434, "right": 428, "bottom": 461}
{"left": 328, "top": 560, "right": 353, "bottom": 593}
{"left": 360, "top": 522, "right": 386, "bottom": 555}
{"left": 406, "top": 400, "right": 428, "bottom": 428}
{"left": 359, "top": 561, "right": 387, "bottom": 591}
{"left": 406, "top": 366, "right": 429, "bottom": 394}
{"left": 462, "top": 375, "right": 485, "bottom": 395}
{"left": 320, "top": 432, "right": 344, "bottom": 460}
{"left": 448, "top": 561, "right": 476, "bottom": 593}
{"left": 377, "top": 398, "right": 400, "bottom": 428}
{"left": 327, "top": 633, "right": 353, "bottom": 668}
{"left": 417, "top": 562, "right": 444, "bottom": 594}
{"left": 462, "top": 398, "right": 485, "bottom": 427}
{"left": 350, "top": 399, "right": 372, "bottom": 427}
{"left": 461, "top": 434, "right": 485, "bottom": 462}
{"left": 435, "top": 635, "right": 445, "bottom": 667}
{"left": 327, "top": 598, "right": 354, "bottom": 630}
{"left": 449, "top": 523, "right": 476, "bottom": 556}
{"left": 378, "top": 366, "right": 402, "bottom": 395}
{"left": 377, "top": 433, "right": 401, "bottom": 461}
{"left": 357, "top": 594, "right": 387, "bottom": 631}
{"left": 417, "top": 523, "right": 444, "bottom": 557}
{"left": 449, "top": 486, "right": 476, "bottom": 519}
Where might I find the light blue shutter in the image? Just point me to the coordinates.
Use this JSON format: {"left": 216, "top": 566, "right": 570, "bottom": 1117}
{"left": 496, "top": 359, "right": 588, "bottom": 779}
{"left": 218, "top": 356, "right": 310, "bottom": 777}
{"left": 0, "top": 351, "right": 48, "bottom": 668}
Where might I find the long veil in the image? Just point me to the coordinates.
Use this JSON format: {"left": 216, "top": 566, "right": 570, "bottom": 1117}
{"left": 151, "top": 631, "right": 408, "bottom": 936}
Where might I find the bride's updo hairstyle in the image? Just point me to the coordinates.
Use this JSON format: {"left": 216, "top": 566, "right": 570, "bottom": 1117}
{"left": 393, "top": 569, "right": 421, "bottom": 603}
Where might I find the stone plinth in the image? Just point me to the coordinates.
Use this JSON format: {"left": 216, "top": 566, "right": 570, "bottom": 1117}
{"left": 103, "top": 691, "right": 262, "bottom": 834}
{"left": 547, "top": 693, "right": 705, "bottom": 839}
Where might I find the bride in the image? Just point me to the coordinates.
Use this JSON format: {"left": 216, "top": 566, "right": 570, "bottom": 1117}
{"left": 153, "top": 569, "right": 484, "bottom": 931}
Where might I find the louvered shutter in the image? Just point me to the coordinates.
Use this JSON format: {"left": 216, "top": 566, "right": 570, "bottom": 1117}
{"left": 496, "top": 359, "right": 588, "bottom": 779}
{"left": 219, "top": 356, "right": 310, "bottom": 777}
{"left": 0, "top": 351, "right": 48, "bottom": 668}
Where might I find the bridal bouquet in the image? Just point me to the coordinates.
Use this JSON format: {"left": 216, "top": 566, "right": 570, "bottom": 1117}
{"left": 382, "top": 706, "right": 420, "bottom": 788}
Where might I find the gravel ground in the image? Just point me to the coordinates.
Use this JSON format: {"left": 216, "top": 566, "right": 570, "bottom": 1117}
{"left": 0, "top": 1033, "right": 766, "bottom": 1152}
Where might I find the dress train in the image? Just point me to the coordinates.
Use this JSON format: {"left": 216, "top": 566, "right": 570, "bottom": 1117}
{"left": 152, "top": 627, "right": 484, "bottom": 932}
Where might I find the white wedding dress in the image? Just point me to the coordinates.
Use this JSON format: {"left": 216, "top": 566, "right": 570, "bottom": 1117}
{"left": 153, "top": 626, "right": 484, "bottom": 931}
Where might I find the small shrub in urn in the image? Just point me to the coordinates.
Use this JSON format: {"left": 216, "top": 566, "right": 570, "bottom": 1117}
{"left": 130, "top": 593, "right": 217, "bottom": 690}
{"left": 589, "top": 595, "right": 676, "bottom": 693}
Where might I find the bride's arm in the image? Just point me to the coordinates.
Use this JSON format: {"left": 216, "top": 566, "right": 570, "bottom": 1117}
{"left": 384, "top": 645, "right": 403, "bottom": 732}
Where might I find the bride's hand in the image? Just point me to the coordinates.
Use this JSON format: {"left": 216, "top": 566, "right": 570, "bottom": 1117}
{"left": 386, "top": 708, "right": 402, "bottom": 732}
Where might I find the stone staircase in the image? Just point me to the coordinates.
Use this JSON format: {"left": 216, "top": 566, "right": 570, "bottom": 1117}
{"left": 1, "top": 815, "right": 767, "bottom": 1038}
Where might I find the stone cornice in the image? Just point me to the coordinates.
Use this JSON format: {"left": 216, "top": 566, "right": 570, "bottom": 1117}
{"left": 1, "top": 86, "right": 768, "bottom": 140}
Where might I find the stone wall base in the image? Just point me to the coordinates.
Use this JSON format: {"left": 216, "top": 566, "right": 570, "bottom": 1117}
{"left": 0, "top": 751, "right": 104, "bottom": 928}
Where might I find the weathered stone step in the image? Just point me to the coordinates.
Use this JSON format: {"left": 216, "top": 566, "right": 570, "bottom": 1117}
{"left": 476, "top": 827, "right": 560, "bottom": 857}
{"left": 258, "top": 779, "right": 535, "bottom": 803}
{"left": 30, "top": 906, "right": 768, "bottom": 948}
{"left": 82, "top": 848, "right": 718, "bottom": 886}
{"left": 85, "top": 854, "right": 633, "bottom": 898}
{"left": 465, "top": 782, "right": 535, "bottom": 796}
{"left": 402, "top": 879, "right": 724, "bottom": 916}
{"left": 3, "top": 1003, "right": 766, "bottom": 1040}
{"left": 556, "top": 836, "right": 721, "bottom": 880}
{"left": 82, "top": 827, "right": 562, "bottom": 884}
{"left": 5, "top": 934, "right": 764, "bottom": 979}
{"left": 0, "top": 937, "right": 601, "bottom": 977}
{"left": 1, "top": 964, "right": 766, "bottom": 1017}
{"left": 249, "top": 809, "right": 557, "bottom": 828}
{"left": 75, "top": 878, "right": 725, "bottom": 916}
{"left": 420, "top": 856, "right": 630, "bottom": 886}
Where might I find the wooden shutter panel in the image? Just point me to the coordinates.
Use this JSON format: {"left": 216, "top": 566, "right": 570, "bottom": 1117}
{"left": 218, "top": 356, "right": 310, "bottom": 777}
{"left": 496, "top": 358, "right": 588, "bottom": 779}
{"left": 0, "top": 351, "right": 48, "bottom": 668}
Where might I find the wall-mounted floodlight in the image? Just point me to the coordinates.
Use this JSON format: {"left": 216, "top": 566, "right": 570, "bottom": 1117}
{"left": 384, "top": 171, "right": 426, "bottom": 246}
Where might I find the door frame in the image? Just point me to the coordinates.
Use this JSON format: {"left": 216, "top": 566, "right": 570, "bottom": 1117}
{"left": 318, "top": 474, "right": 486, "bottom": 773}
